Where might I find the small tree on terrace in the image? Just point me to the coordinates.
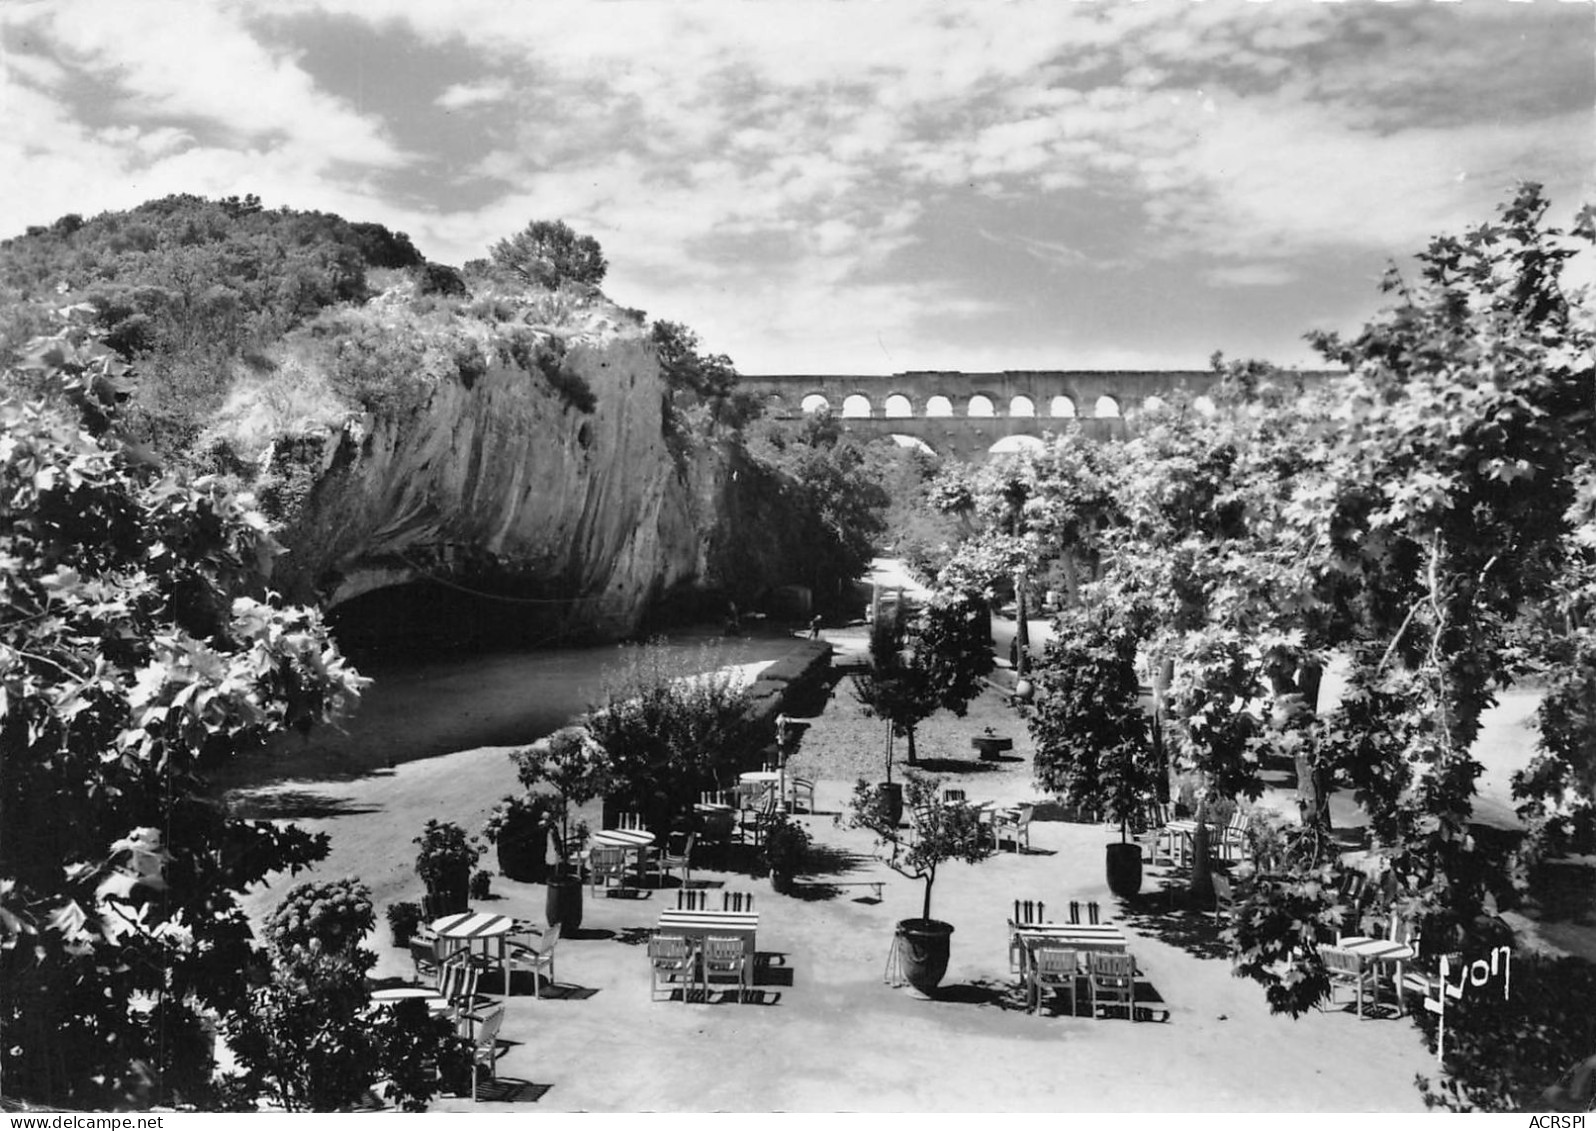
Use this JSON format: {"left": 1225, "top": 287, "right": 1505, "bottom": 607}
{"left": 1027, "top": 605, "right": 1153, "bottom": 838}
{"left": 489, "top": 219, "right": 607, "bottom": 289}
{"left": 853, "top": 589, "right": 993, "bottom": 772}
{"left": 849, "top": 772, "right": 994, "bottom": 922}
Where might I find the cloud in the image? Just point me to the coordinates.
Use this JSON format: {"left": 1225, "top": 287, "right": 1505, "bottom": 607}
{"left": 436, "top": 79, "right": 513, "bottom": 111}
{"left": 1203, "top": 263, "right": 1299, "bottom": 288}
{"left": 1, "top": 0, "right": 1590, "bottom": 373}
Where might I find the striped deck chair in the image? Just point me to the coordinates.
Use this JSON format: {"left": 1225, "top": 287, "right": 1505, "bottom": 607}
{"left": 1218, "top": 809, "right": 1250, "bottom": 861}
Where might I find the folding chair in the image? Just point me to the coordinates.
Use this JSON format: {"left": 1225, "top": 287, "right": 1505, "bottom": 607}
{"left": 655, "top": 831, "right": 696, "bottom": 890}
{"left": 677, "top": 889, "right": 707, "bottom": 910}
{"left": 464, "top": 1004, "right": 506, "bottom": 1103}
{"left": 589, "top": 846, "right": 629, "bottom": 897}
{"left": 1218, "top": 808, "right": 1250, "bottom": 861}
{"left": 1067, "top": 900, "right": 1100, "bottom": 925}
{"left": 1088, "top": 952, "right": 1137, "bottom": 1020}
{"left": 410, "top": 931, "right": 448, "bottom": 984}
{"left": 506, "top": 922, "right": 561, "bottom": 998}
{"left": 1029, "top": 946, "right": 1081, "bottom": 1016}
{"left": 1212, "top": 873, "right": 1237, "bottom": 927}
{"left": 1321, "top": 945, "right": 1377, "bottom": 1018}
{"left": 785, "top": 776, "right": 816, "bottom": 813}
{"left": 1134, "top": 803, "right": 1175, "bottom": 866}
{"left": 703, "top": 936, "right": 751, "bottom": 1003}
{"left": 995, "top": 803, "right": 1033, "bottom": 852}
{"left": 737, "top": 793, "right": 778, "bottom": 847}
{"left": 722, "top": 891, "right": 755, "bottom": 912}
{"left": 649, "top": 934, "right": 697, "bottom": 1003}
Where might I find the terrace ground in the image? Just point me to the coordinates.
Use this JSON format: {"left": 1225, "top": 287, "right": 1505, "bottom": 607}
{"left": 229, "top": 628, "right": 1593, "bottom": 1112}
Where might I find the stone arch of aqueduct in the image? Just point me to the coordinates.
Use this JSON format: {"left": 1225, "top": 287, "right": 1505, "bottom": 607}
{"left": 738, "top": 370, "right": 1329, "bottom": 460}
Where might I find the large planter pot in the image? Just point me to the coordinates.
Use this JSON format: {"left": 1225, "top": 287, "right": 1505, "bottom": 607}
{"left": 1106, "top": 841, "right": 1143, "bottom": 898}
{"left": 895, "top": 918, "right": 954, "bottom": 995}
{"left": 880, "top": 782, "right": 904, "bottom": 827}
{"left": 971, "top": 735, "right": 1014, "bottom": 762}
{"left": 545, "top": 875, "right": 584, "bottom": 933}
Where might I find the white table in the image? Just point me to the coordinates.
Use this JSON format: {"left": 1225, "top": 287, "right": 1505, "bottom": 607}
{"left": 370, "top": 985, "right": 453, "bottom": 1015}
{"left": 432, "top": 912, "right": 516, "bottom": 997}
{"left": 1335, "top": 936, "right": 1417, "bottom": 1017}
{"left": 591, "top": 827, "right": 656, "bottom": 884}
{"left": 1012, "top": 922, "right": 1131, "bottom": 1012}
{"left": 1163, "top": 819, "right": 1209, "bottom": 867}
{"left": 739, "top": 769, "right": 786, "bottom": 809}
{"left": 657, "top": 908, "right": 758, "bottom": 959}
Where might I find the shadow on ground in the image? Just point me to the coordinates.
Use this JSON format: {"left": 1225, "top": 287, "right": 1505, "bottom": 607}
{"left": 226, "top": 790, "right": 381, "bottom": 819}
{"left": 469, "top": 1078, "right": 552, "bottom": 1104}
{"left": 1116, "top": 878, "right": 1233, "bottom": 962}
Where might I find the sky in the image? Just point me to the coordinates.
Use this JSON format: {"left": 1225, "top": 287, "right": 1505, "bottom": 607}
{"left": 2, "top": 0, "right": 1593, "bottom": 375}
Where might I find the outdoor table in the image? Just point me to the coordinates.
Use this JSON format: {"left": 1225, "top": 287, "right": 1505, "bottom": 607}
{"left": 432, "top": 912, "right": 516, "bottom": 997}
{"left": 369, "top": 985, "right": 453, "bottom": 1015}
{"left": 739, "top": 769, "right": 786, "bottom": 809}
{"left": 1334, "top": 936, "right": 1416, "bottom": 1017}
{"left": 591, "top": 826, "right": 656, "bottom": 883}
{"left": 1162, "top": 819, "right": 1208, "bottom": 867}
{"left": 657, "top": 907, "right": 759, "bottom": 961}
{"left": 1012, "top": 923, "right": 1128, "bottom": 972}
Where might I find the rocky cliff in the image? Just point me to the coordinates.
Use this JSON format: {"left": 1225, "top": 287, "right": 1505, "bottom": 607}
{"left": 243, "top": 289, "right": 741, "bottom": 647}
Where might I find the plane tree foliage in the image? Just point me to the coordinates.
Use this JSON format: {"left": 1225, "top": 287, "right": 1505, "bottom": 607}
{"left": 0, "top": 317, "right": 370, "bottom": 1108}
{"left": 972, "top": 185, "right": 1596, "bottom": 1027}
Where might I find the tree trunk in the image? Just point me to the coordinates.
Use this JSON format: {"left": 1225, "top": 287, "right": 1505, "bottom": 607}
{"left": 1151, "top": 657, "right": 1174, "bottom": 804}
{"left": 905, "top": 724, "right": 918, "bottom": 767}
{"left": 1270, "top": 658, "right": 1332, "bottom": 839}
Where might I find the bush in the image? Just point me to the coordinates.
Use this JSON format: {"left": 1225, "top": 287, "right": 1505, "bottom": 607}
{"left": 385, "top": 901, "right": 423, "bottom": 940}
{"left": 761, "top": 813, "right": 811, "bottom": 889}
{"left": 262, "top": 877, "right": 375, "bottom": 964}
{"left": 413, "top": 820, "right": 482, "bottom": 893}
{"left": 498, "top": 329, "right": 595, "bottom": 413}
{"left": 584, "top": 640, "right": 763, "bottom": 833}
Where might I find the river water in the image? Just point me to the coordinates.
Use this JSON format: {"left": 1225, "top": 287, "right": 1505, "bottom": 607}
{"left": 211, "top": 626, "right": 808, "bottom": 790}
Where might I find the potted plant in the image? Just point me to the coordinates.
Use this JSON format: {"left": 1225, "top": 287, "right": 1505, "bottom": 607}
{"left": 469, "top": 868, "right": 492, "bottom": 901}
{"left": 1025, "top": 608, "right": 1154, "bottom": 897}
{"left": 761, "top": 812, "right": 811, "bottom": 895}
{"left": 413, "top": 820, "right": 482, "bottom": 917}
{"left": 849, "top": 771, "right": 995, "bottom": 995}
{"left": 385, "top": 900, "right": 423, "bottom": 948}
{"left": 509, "top": 727, "right": 613, "bottom": 932}
{"left": 482, "top": 793, "right": 553, "bottom": 883}
{"left": 853, "top": 591, "right": 993, "bottom": 821}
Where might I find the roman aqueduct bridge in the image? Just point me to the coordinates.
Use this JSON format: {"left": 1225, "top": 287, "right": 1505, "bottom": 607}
{"left": 737, "top": 370, "right": 1262, "bottom": 460}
